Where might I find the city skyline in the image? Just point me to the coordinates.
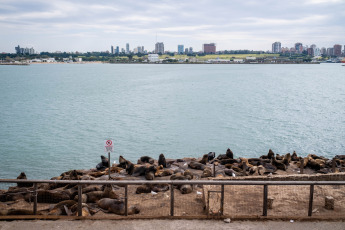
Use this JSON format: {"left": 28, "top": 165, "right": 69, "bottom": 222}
{"left": 0, "top": 0, "right": 345, "bottom": 53}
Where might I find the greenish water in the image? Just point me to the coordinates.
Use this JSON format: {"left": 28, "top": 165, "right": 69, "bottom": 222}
{"left": 0, "top": 63, "right": 344, "bottom": 181}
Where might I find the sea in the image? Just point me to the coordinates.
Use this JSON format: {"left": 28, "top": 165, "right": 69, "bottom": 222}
{"left": 0, "top": 63, "right": 344, "bottom": 182}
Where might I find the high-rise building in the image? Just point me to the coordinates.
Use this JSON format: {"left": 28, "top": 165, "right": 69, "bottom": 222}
{"left": 126, "top": 43, "right": 130, "bottom": 54}
{"left": 121, "top": 48, "right": 125, "bottom": 53}
{"left": 295, "top": 43, "right": 303, "bottom": 54}
{"left": 178, "top": 45, "right": 184, "bottom": 54}
{"left": 15, "top": 45, "right": 35, "bottom": 55}
{"left": 111, "top": 46, "right": 114, "bottom": 54}
{"left": 272, "top": 42, "right": 281, "bottom": 53}
{"left": 333, "top": 44, "right": 342, "bottom": 57}
{"left": 115, "top": 46, "right": 119, "bottom": 54}
{"left": 189, "top": 47, "right": 193, "bottom": 54}
{"left": 203, "top": 43, "right": 216, "bottom": 54}
{"left": 185, "top": 48, "right": 188, "bottom": 54}
{"left": 320, "top": 47, "right": 327, "bottom": 55}
{"left": 327, "top": 47, "right": 334, "bottom": 56}
{"left": 155, "top": 42, "right": 164, "bottom": 54}
{"left": 307, "top": 48, "right": 314, "bottom": 56}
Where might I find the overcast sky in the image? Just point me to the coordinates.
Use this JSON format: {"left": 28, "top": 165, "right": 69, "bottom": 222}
{"left": 1, "top": 0, "right": 345, "bottom": 53}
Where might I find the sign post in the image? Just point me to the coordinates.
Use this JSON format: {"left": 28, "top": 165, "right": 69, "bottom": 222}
{"left": 104, "top": 139, "right": 114, "bottom": 180}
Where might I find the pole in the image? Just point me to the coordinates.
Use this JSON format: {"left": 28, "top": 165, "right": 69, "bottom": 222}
{"left": 300, "top": 158, "right": 304, "bottom": 174}
{"left": 78, "top": 185, "right": 82, "bottom": 216}
{"left": 308, "top": 185, "right": 314, "bottom": 216}
{"left": 108, "top": 151, "right": 111, "bottom": 180}
{"left": 125, "top": 185, "right": 128, "bottom": 216}
{"left": 220, "top": 185, "right": 224, "bottom": 215}
{"left": 170, "top": 184, "right": 174, "bottom": 216}
{"left": 33, "top": 183, "right": 37, "bottom": 215}
{"left": 263, "top": 185, "right": 268, "bottom": 216}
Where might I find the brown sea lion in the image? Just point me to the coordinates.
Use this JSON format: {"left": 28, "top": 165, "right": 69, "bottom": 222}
{"left": 48, "top": 200, "right": 77, "bottom": 215}
{"left": 180, "top": 184, "right": 193, "bottom": 194}
{"left": 74, "top": 194, "right": 88, "bottom": 203}
{"left": 226, "top": 148, "right": 234, "bottom": 159}
{"left": 119, "top": 156, "right": 127, "bottom": 168}
{"left": 220, "top": 158, "right": 238, "bottom": 165}
{"left": 201, "top": 167, "right": 213, "bottom": 178}
{"left": 291, "top": 151, "right": 299, "bottom": 161}
{"left": 136, "top": 184, "right": 152, "bottom": 194}
{"left": 268, "top": 149, "right": 275, "bottom": 159}
{"left": 272, "top": 157, "right": 286, "bottom": 171}
{"left": 188, "top": 161, "right": 205, "bottom": 170}
{"left": 152, "top": 184, "right": 170, "bottom": 193}
{"left": 138, "top": 156, "right": 154, "bottom": 164}
{"left": 97, "top": 198, "right": 140, "bottom": 215}
{"left": 158, "top": 153, "right": 167, "bottom": 168}
{"left": 199, "top": 154, "right": 209, "bottom": 164}
{"left": 16, "top": 172, "right": 33, "bottom": 187}
{"left": 183, "top": 170, "right": 194, "bottom": 180}
{"left": 283, "top": 153, "right": 291, "bottom": 166}
{"left": 37, "top": 190, "right": 70, "bottom": 203}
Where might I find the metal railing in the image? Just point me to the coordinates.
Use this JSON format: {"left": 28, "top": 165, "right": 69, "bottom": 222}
{"left": 1, "top": 179, "right": 345, "bottom": 219}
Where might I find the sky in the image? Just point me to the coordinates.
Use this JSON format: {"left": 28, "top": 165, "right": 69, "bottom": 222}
{"left": 0, "top": 0, "right": 345, "bottom": 53}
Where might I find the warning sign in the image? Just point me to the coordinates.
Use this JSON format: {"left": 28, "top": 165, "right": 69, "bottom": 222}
{"left": 104, "top": 139, "right": 114, "bottom": 152}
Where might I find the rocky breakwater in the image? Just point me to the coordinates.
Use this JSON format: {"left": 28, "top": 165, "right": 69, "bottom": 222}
{"left": 1, "top": 148, "right": 344, "bottom": 216}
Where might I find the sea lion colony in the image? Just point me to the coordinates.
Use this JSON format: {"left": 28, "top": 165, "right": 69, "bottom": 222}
{"left": 1, "top": 149, "right": 344, "bottom": 216}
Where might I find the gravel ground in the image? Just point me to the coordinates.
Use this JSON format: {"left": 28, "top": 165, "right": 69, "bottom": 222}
{"left": 0, "top": 220, "right": 344, "bottom": 230}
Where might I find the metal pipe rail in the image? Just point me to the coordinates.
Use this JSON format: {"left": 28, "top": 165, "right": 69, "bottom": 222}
{"left": 1, "top": 179, "right": 345, "bottom": 186}
{"left": 1, "top": 179, "right": 345, "bottom": 218}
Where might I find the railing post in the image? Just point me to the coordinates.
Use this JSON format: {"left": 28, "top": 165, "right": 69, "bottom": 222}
{"left": 308, "top": 184, "right": 314, "bottom": 216}
{"left": 33, "top": 183, "right": 37, "bottom": 215}
{"left": 170, "top": 184, "right": 174, "bottom": 216}
{"left": 263, "top": 185, "right": 268, "bottom": 216}
{"left": 332, "top": 158, "right": 336, "bottom": 173}
{"left": 78, "top": 184, "right": 82, "bottom": 216}
{"left": 220, "top": 185, "right": 224, "bottom": 215}
{"left": 300, "top": 158, "right": 304, "bottom": 174}
{"left": 125, "top": 184, "right": 128, "bottom": 216}
{"left": 213, "top": 163, "right": 216, "bottom": 177}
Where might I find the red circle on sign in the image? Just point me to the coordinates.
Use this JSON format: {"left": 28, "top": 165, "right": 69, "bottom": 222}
{"left": 106, "top": 140, "right": 112, "bottom": 146}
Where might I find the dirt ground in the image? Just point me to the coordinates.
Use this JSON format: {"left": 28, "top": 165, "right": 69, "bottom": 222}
{"left": 1, "top": 220, "right": 345, "bottom": 230}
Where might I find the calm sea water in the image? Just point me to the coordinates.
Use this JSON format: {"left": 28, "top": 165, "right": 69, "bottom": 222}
{"left": 0, "top": 63, "right": 344, "bottom": 181}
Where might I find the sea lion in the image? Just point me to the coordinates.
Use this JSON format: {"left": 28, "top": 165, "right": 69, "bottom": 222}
{"left": 180, "top": 184, "right": 193, "bottom": 194}
{"left": 268, "top": 149, "right": 275, "bottom": 159}
{"left": 188, "top": 161, "right": 205, "bottom": 170}
{"left": 170, "top": 172, "right": 186, "bottom": 180}
{"left": 224, "top": 168, "right": 237, "bottom": 177}
{"left": 283, "top": 153, "right": 291, "bottom": 166}
{"left": 119, "top": 156, "right": 127, "bottom": 168}
{"left": 48, "top": 200, "right": 77, "bottom": 215}
{"left": 136, "top": 184, "right": 152, "bottom": 194}
{"left": 158, "top": 153, "right": 167, "bottom": 168}
{"left": 199, "top": 154, "right": 209, "bottom": 164}
{"left": 97, "top": 198, "right": 140, "bottom": 215}
{"left": 226, "top": 148, "right": 234, "bottom": 159}
{"left": 152, "top": 184, "right": 170, "bottom": 193}
{"left": 16, "top": 172, "right": 33, "bottom": 187}
{"left": 74, "top": 194, "right": 88, "bottom": 203}
{"left": 262, "top": 162, "right": 277, "bottom": 173}
{"left": 201, "top": 167, "right": 213, "bottom": 178}
{"left": 138, "top": 156, "right": 154, "bottom": 164}
{"left": 37, "top": 190, "right": 71, "bottom": 203}
{"left": 272, "top": 157, "right": 286, "bottom": 171}
{"left": 220, "top": 158, "right": 238, "bottom": 165}
{"left": 217, "top": 154, "right": 229, "bottom": 160}
{"left": 96, "top": 155, "right": 109, "bottom": 171}
{"left": 291, "top": 151, "right": 299, "bottom": 161}
{"left": 183, "top": 170, "right": 194, "bottom": 180}
{"left": 208, "top": 152, "right": 215, "bottom": 161}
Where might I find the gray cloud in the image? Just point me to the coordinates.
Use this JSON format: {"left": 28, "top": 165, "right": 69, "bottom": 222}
{"left": 0, "top": 0, "right": 344, "bottom": 52}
